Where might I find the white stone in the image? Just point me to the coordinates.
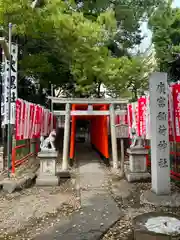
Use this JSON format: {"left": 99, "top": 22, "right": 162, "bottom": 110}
{"left": 36, "top": 175, "right": 59, "bottom": 186}
{"left": 149, "top": 72, "right": 170, "bottom": 195}
{"left": 40, "top": 158, "right": 56, "bottom": 176}
{"left": 127, "top": 148, "right": 148, "bottom": 173}
{"left": 36, "top": 150, "right": 59, "bottom": 186}
{"left": 129, "top": 154, "right": 146, "bottom": 173}
{"left": 38, "top": 151, "right": 58, "bottom": 158}
{"left": 40, "top": 130, "right": 56, "bottom": 151}
{"left": 145, "top": 216, "right": 180, "bottom": 235}
{"left": 125, "top": 170, "right": 150, "bottom": 182}
{"left": 126, "top": 145, "right": 150, "bottom": 182}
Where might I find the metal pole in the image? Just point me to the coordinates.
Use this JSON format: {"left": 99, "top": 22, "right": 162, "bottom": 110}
{"left": 51, "top": 84, "right": 53, "bottom": 130}
{"left": 7, "top": 23, "right": 12, "bottom": 177}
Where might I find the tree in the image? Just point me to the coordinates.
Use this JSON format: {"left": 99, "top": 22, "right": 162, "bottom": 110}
{"left": 104, "top": 53, "right": 154, "bottom": 100}
{"left": 1, "top": 0, "right": 117, "bottom": 98}
{"left": 75, "top": 0, "right": 165, "bottom": 54}
{"left": 0, "top": 0, "right": 164, "bottom": 101}
{"left": 149, "top": 0, "right": 180, "bottom": 80}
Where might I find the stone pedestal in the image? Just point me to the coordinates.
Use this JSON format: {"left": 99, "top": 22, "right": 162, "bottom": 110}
{"left": 125, "top": 147, "right": 150, "bottom": 182}
{"left": 36, "top": 150, "right": 59, "bottom": 186}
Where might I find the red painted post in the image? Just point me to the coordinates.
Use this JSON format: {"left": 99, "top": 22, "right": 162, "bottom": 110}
{"left": 11, "top": 148, "right": 16, "bottom": 174}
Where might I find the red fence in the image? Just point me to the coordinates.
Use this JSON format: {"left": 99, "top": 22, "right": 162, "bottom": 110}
{"left": 9, "top": 99, "right": 57, "bottom": 174}
{"left": 11, "top": 139, "right": 39, "bottom": 174}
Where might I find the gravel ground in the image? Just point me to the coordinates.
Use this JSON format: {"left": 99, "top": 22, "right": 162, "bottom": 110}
{"left": 102, "top": 176, "right": 180, "bottom": 240}
{"left": 0, "top": 178, "right": 80, "bottom": 240}
{"left": 1, "top": 158, "right": 180, "bottom": 240}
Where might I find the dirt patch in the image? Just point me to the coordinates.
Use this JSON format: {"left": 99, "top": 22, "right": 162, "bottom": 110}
{"left": 102, "top": 177, "right": 180, "bottom": 240}
{"left": 0, "top": 179, "right": 80, "bottom": 239}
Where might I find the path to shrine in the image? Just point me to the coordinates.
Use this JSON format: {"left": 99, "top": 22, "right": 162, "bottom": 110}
{"left": 35, "top": 143, "right": 121, "bottom": 240}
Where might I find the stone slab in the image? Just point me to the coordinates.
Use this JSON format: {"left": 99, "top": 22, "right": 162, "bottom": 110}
{"left": 34, "top": 144, "right": 122, "bottom": 240}
{"left": 38, "top": 151, "right": 58, "bottom": 158}
{"left": 36, "top": 175, "right": 59, "bottom": 186}
{"left": 2, "top": 173, "right": 36, "bottom": 193}
{"left": 125, "top": 170, "right": 151, "bottom": 182}
{"left": 34, "top": 190, "right": 122, "bottom": 240}
{"left": 127, "top": 148, "right": 148, "bottom": 155}
{"left": 140, "top": 190, "right": 180, "bottom": 207}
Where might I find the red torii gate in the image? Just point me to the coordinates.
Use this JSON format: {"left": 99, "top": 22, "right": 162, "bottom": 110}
{"left": 49, "top": 97, "right": 128, "bottom": 171}
{"left": 69, "top": 104, "right": 109, "bottom": 162}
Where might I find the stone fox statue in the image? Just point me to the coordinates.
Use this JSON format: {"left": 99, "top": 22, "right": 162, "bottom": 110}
{"left": 40, "top": 129, "right": 56, "bottom": 151}
{"left": 130, "top": 128, "right": 145, "bottom": 148}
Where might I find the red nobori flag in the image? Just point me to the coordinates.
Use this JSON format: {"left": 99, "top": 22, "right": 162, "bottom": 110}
{"left": 35, "top": 105, "right": 43, "bottom": 138}
{"left": 29, "top": 103, "right": 35, "bottom": 139}
{"left": 168, "top": 86, "right": 174, "bottom": 142}
{"left": 15, "top": 99, "right": 23, "bottom": 140}
{"left": 138, "top": 97, "right": 146, "bottom": 137}
{"left": 127, "top": 103, "right": 133, "bottom": 137}
{"left": 32, "top": 105, "right": 39, "bottom": 138}
{"left": 134, "top": 102, "right": 139, "bottom": 136}
{"left": 23, "top": 101, "right": 31, "bottom": 139}
{"left": 172, "top": 84, "right": 180, "bottom": 142}
{"left": 20, "top": 100, "right": 26, "bottom": 140}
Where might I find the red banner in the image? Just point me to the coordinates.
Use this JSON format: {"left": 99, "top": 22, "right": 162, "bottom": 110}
{"left": 127, "top": 104, "right": 132, "bottom": 137}
{"left": 135, "top": 103, "right": 139, "bottom": 136}
{"left": 15, "top": 99, "right": 23, "bottom": 140}
{"left": 172, "top": 84, "right": 180, "bottom": 142}
{"left": 15, "top": 99, "right": 56, "bottom": 140}
{"left": 29, "top": 103, "right": 35, "bottom": 139}
{"left": 138, "top": 97, "right": 146, "bottom": 137}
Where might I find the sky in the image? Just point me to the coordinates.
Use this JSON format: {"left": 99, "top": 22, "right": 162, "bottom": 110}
{"left": 139, "top": 0, "right": 180, "bottom": 53}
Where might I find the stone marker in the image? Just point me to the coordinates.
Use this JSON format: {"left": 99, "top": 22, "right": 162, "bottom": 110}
{"left": 149, "top": 72, "right": 170, "bottom": 195}
{"left": 36, "top": 150, "right": 59, "bottom": 186}
{"left": 36, "top": 131, "right": 59, "bottom": 186}
{"left": 125, "top": 136, "right": 150, "bottom": 182}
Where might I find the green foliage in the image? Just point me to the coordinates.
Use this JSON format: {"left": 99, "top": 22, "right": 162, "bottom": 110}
{"left": 0, "top": 0, "right": 163, "bottom": 101}
{"left": 149, "top": 1, "right": 180, "bottom": 77}
{"left": 105, "top": 54, "right": 152, "bottom": 99}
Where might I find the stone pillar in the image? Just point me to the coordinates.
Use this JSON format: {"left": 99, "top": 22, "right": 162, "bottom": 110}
{"left": 36, "top": 150, "right": 59, "bottom": 186}
{"left": 125, "top": 140, "right": 150, "bottom": 182}
{"left": 149, "top": 72, "right": 170, "bottom": 195}
{"left": 62, "top": 103, "right": 71, "bottom": 171}
{"left": 110, "top": 104, "right": 118, "bottom": 169}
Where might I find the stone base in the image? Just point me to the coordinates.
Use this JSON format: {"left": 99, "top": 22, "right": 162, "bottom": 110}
{"left": 38, "top": 150, "right": 58, "bottom": 158}
{"left": 140, "top": 190, "right": 180, "bottom": 207}
{"left": 133, "top": 212, "right": 180, "bottom": 240}
{"left": 36, "top": 175, "right": 59, "bottom": 186}
{"left": 125, "top": 170, "right": 151, "bottom": 182}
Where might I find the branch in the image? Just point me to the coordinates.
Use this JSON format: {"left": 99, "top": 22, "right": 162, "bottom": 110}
{"left": 31, "top": 0, "right": 41, "bottom": 9}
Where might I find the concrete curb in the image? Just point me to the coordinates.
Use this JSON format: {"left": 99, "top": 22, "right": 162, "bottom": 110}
{"left": 0, "top": 172, "right": 37, "bottom": 193}
{"left": 140, "top": 190, "right": 180, "bottom": 207}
